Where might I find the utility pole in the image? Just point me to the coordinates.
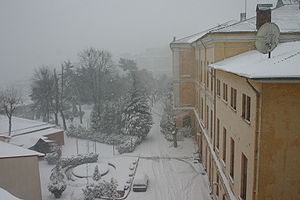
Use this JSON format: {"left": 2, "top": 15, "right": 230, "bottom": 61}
{"left": 60, "top": 64, "right": 67, "bottom": 131}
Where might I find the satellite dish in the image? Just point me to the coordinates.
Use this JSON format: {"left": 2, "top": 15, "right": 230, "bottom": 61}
{"left": 255, "top": 23, "right": 280, "bottom": 57}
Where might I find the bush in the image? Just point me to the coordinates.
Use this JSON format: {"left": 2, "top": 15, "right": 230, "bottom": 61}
{"left": 83, "top": 178, "right": 120, "bottom": 200}
{"left": 45, "top": 147, "right": 62, "bottom": 165}
{"left": 92, "top": 165, "right": 101, "bottom": 181}
{"left": 117, "top": 136, "right": 142, "bottom": 154}
{"left": 66, "top": 125, "right": 143, "bottom": 154}
{"left": 59, "top": 153, "right": 98, "bottom": 168}
{"left": 48, "top": 165, "right": 67, "bottom": 198}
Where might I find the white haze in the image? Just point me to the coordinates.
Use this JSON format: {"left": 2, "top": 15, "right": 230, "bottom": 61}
{"left": 0, "top": 0, "right": 275, "bottom": 86}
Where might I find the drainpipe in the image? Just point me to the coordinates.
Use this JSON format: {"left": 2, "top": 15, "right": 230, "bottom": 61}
{"left": 245, "top": 78, "right": 261, "bottom": 200}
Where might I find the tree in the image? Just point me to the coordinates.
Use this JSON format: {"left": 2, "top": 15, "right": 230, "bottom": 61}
{"left": 0, "top": 87, "right": 22, "bottom": 136}
{"left": 30, "top": 66, "right": 55, "bottom": 122}
{"left": 92, "top": 165, "right": 101, "bottom": 181}
{"left": 122, "top": 73, "right": 153, "bottom": 139}
{"left": 118, "top": 58, "right": 137, "bottom": 72}
{"left": 160, "top": 84, "right": 177, "bottom": 147}
{"left": 48, "top": 164, "right": 67, "bottom": 198}
{"left": 78, "top": 48, "right": 113, "bottom": 110}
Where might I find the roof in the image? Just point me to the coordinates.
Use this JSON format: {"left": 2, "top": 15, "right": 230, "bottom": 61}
{"left": 276, "top": 0, "right": 299, "bottom": 8}
{"left": 0, "top": 141, "right": 44, "bottom": 159}
{"left": 0, "top": 115, "right": 54, "bottom": 136}
{"left": 10, "top": 128, "right": 61, "bottom": 148}
{"left": 209, "top": 41, "right": 300, "bottom": 80}
{"left": 171, "top": 2, "right": 300, "bottom": 45}
{"left": 0, "top": 188, "right": 22, "bottom": 200}
{"left": 171, "top": 20, "right": 238, "bottom": 44}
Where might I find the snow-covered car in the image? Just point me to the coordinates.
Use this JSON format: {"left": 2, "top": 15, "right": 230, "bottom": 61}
{"left": 124, "top": 184, "right": 130, "bottom": 191}
{"left": 129, "top": 164, "right": 135, "bottom": 170}
{"left": 129, "top": 170, "right": 135, "bottom": 177}
{"left": 132, "top": 175, "right": 149, "bottom": 192}
{"left": 126, "top": 177, "right": 132, "bottom": 184}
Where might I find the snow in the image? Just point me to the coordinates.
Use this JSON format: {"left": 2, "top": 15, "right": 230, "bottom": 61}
{"left": 172, "top": 20, "right": 238, "bottom": 44}
{"left": 10, "top": 128, "right": 62, "bottom": 149}
{"left": 39, "top": 103, "right": 211, "bottom": 200}
{"left": 209, "top": 41, "right": 300, "bottom": 79}
{"left": 0, "top": 141, "right": 44, "bottom": 158}
{"left": 0, "top": 188, "right": 23, "bottom": 200}
{"left": 172, "top": 3, "right": 300, "bottom": 44}
{"left": 0, "top": 115, "right": 54, "bottom": 136}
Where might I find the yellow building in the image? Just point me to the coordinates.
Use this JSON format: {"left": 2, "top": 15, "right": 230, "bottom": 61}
{"left": 170, "top": 1, "right": 300, "bottom": 200}
{"left": 0, "top": 141, "right": 44, "bottom": 200}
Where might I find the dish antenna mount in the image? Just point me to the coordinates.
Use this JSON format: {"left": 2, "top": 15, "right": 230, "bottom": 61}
{"left": 255, "top": 22, "right": 280, "bottom": 58}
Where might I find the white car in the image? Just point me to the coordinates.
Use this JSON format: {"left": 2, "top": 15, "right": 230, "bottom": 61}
{"left": 132, "top": 175, "right": 149, "bottom": 192}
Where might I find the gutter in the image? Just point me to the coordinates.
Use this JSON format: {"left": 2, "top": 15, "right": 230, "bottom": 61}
{"left": 245, "top": 78, "right": 261, "bottom": 200}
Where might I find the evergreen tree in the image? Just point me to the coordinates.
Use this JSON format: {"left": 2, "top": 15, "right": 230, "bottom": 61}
{"left": 92, "top": 165, "right": 101, "bottom": 181}
{"left": 122, "top": 73, "right": 153, "bottom": 139}
{"left": 48, "top": 164, "right": 67, "bottom": 199}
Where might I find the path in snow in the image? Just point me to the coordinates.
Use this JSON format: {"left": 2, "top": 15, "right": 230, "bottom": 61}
{"left": 126, "top": 103, "right": 211, "bottom": 200}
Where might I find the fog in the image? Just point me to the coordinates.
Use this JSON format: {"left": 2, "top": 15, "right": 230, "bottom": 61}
{"left": 0, "top": 0, "right": 275, "bottom": 86}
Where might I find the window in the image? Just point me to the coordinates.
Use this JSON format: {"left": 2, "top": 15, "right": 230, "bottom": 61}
{"left": 200, "top": 61, "right": 203, "bottom": 82}
{"left": 222, "top": 127, "right": 227, "bottom": 163}
{"left": 230, "top": 138, "right": 235, "bottom": 179}
{"left": 206, "top": 70, "right": 209, "bottom": 88}
{"left": 206, "top": 105, "right": 209, "bottom": 128}
{"left": 230, "top": 87, "right": 237, "bottom": 110}
{"left": 242, "top": 94, "right": 251, "bottom": 121}
{"left": 210, "top": 110, "right": 213, "bottom": 138}
{"left": 216, "top": 118, "right": 220, "bottom": 149}
{"left": 223, "top": 83, "right": 228, "bottom": 102}
{"left": 217, "top": 79, "right": 221, "bottom": 96}
{"left": 210, "top": 72, "right": 214, "bottom": 92}
{"left": 216, "top": 174, "right": 219, "bottom": 196}
{"left": 240, "top": 153, "right": 248, "bottom": 200}
{"left": 201, "top": 98, "right": 204, "bottom": 120}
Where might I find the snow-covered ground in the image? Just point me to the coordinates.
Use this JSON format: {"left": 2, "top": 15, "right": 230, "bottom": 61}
{"left": 39, "top": 103, "right": 211, "bottom": 200}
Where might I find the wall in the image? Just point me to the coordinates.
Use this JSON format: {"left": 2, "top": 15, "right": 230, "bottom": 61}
{"left": 0, "top": 156, "right": 42, "bottom": 200}
{"left": 47, "top": 131, "right": 65, "bottom": 146}
{"left": 258, "top": 83, "right": 300, "bottom": 200}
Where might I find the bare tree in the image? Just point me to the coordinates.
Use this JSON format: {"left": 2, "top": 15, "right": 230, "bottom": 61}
{"left": 0, "top": 87, "right": 22, "bottom": 136}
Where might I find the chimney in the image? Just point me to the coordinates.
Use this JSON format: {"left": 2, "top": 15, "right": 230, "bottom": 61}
{"left": 240, "top": 13, "right": 246, "bottom": 21}
{"left": 256, "top": 4, "right": 273, "bottom": 30}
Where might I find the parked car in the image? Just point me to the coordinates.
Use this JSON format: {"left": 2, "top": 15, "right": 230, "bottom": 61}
{"left": 132, "top": 175, "right": 149, "bottom": 192}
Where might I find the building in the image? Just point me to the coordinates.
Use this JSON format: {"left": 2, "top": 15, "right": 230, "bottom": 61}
{"left": 0, "top": 115, "right": 64, "bottom": 153}
{"left": 0, "top": 141, "right": 44, "bottom": 200}
{"left": 170, "top": 1, "right": 300, "bottom": 200}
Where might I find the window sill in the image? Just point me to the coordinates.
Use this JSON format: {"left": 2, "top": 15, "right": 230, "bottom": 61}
{"left": 221, "top": 160, "right": 226, "bottom": 167}
{"left": 221, "top": 99, "right": 228, "bottom": 105}
{"left": 229, "top": 175, "right": 234, "bottom": 184}
{"left": 230, "top": 106, "right": 237, "bottom": 113}
{"left": 242, "top": 117, "right": 251, "bottom": 125}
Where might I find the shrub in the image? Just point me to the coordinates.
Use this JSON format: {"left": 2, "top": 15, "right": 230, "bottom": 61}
{"left": 45, "top": 147, "right": 62, "bottom": 165}
{"left": 48, "top": 165, "right": 67, "bottom": 198}
{"left": 83, "top": 178, "right": 120, "bottom": 200}
{"left": 59, "top": 153, "right": 98, "bottom": 168}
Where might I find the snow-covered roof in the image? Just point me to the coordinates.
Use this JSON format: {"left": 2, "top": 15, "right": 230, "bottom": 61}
{"left": 0, "top": 141, "right": 44, "bottom": 158}
{"left": 209, "top": 41, "right": 300, "bottom": 79}
{"left": 10, "top": 128, "right": 61, "bottom": 148}
{"left": 0, "top": 115, "right": 54, "bottom": 136}
{"left": 0, "top": 188, "right": 23, "bottom": 200}
{"left": 172, "top": 3, "right": 300, "bottom": 45}
{"left": 171, "top": 20, "right": 238, "bottom": 44}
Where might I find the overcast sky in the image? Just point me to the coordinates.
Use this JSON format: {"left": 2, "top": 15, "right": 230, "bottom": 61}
{"left": 0, "top": 0, "right": 275, "bottom": 86}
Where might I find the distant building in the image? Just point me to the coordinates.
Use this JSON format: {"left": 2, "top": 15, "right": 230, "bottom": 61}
{"left": 0, "top": 115, "right": 64, "bottom": 153}
{"left": 0, "top": 141, "right": 43, "bottom": 200}
{"left": 170, "top": 1, "right": 300, "bottom": 200}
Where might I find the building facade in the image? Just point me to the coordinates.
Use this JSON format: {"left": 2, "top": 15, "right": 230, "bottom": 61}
{"left": 0, "top": 141, "right": 43, "bottom": 200}
{"left": 170, "top": 1, "right": 300, "bottom": 200}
